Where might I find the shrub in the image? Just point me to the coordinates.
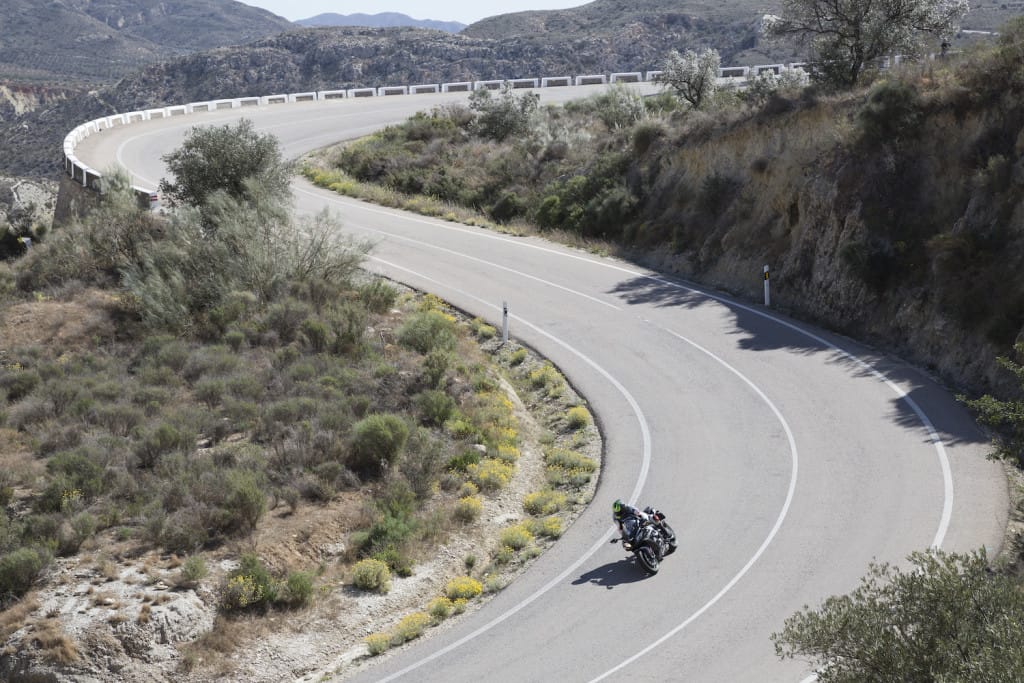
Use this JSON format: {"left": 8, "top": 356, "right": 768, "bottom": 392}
{"left": 360, "top": 280, "right": 398, "bottom": 313}
{"left": 453, "top": 496, "right": 483, "bottom": 523}
{"left": 392, "top": 612, "right": 431, "bottom": 644}
{"left": 352, "top": 558, "right": 391, "bottom": 593}
{"left": 524, "top": 489, "right": 567, "bottom": 516}
{"left": 349, "top": 414, "right": 410, "bottom": 478}
{"left": 282, "top": 571, "right": 314, "bottom": 608}
{"left": 397, "top": 310, "right": 457, "bottom": 354}
{"left": 416, "top": 390, "right": 456, "bottom": 426}
{"left": 445, "top": 576, "right": 483, "bottom": 600}
{"left": 427, "top": 596, "right": 454, "bottom": 622}
{"left": 134, "top": 422, "right": 193, "bottom": 468}
{"left": 179, "top": 556, "right": 208, "bottom": 586}
{"left": 0, "top": 547, "right": 50, "bottom": 600}
{"left": 467, "top": 458, "right": 514, "bottom": 491}
{"left": 509, "top": 348, "right": 527, "bottom": 366}
{"left": 566, "top": 406, "right": 591, "bottom": 430}
{"left": 546, "top": 466, "right": 594, "bottom": 488}
{"left": 0, "top": 368, "right": 40, "bottom": 401}
{"left": 545, "top": 448, "right": 597, "bottom": 472}
{"left": 533, "top": 516, "right": 563, "bottom": 539}
{"left": 528, "top": 363, "right": 561, "bottom": 389}
{"left": 220, "top": 554, "right": 278, "bottom": 611}
{"left": 422, "top": 349, "right": 451, "bottom": 387}
{"left": 500, "top": 524, "right": 534, "bottom": 551}
{"left": 301, "top": 318, "right": 330, "bottom": 353}
{"left": 857, "top": 80, "right": 923, "bottom": 148}
{"left": 365, "top": 632, "right": 391, "bottom": 656}
{"left": 470, "top": 317, "right": 497, "bottom": 339}
{"left": 222, "top": 468, "right": 266, "bottom": 534}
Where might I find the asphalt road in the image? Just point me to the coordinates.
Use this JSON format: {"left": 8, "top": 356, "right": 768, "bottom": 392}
{"left": 74, "top": 86, "right": 1009, "bottom": 682}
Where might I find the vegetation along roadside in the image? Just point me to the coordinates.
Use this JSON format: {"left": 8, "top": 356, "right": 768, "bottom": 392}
{"left": 0, "top": 122, "right": 602, "bottom": 681}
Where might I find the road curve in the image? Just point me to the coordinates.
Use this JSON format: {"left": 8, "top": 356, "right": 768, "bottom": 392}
{"left": 74, "top": 87, "right": 1008, "bottom": 682}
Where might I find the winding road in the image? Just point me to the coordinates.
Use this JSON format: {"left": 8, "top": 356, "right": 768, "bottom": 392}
{"left": 72, "top": 86, "right": 1008, "bottom": 682}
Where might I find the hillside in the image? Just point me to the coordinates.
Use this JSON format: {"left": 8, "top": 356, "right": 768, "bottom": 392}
{"left": 0, "top": 0, "right": 294, "bottom": 85}
{"left": 297, "top": 12, "right": 465, "bottom": 33}
{"left": 306, "top": 21, "right": 1024, "bottom": 400}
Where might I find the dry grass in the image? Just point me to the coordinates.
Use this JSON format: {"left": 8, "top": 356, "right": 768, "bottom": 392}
{"left": 0, "top": 595, "right": 39, "bottom": 642}
{"left": 30, "top": 618, "right": 79, "bottom": 665}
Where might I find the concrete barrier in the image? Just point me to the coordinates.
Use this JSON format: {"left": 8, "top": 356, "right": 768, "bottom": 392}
{"left": 146, "top": 108, "right": 169, "bottom": 119}
{"left": 318, "top": 90, "right": 348, "bottom": 100}
{"left": 379, "top": 86, "right": 409, "bottom": 96}
{"left": 167, "top": 105, "right": 188, "bottom": 116}
{"left": 289, "top": 92, "right": 317, "bottom": 103}
{"left": 541, "top": 77, "right": 572, "bottom": 87}
{"left": 262, "top": 94, "right": 288, "bottom": 105}
{"left": 442, "top": 82, "right": 472, "bottom": 92}
{"left": 186, "top": 102, "right": 214, "bottom": 113}
{"left": 474, "top": 80, "right": 504, "bottom": 91}
{"left": 509, "top": 78, "right": 539, "bottom": 89}
{"left": 212, "top": 99, "right": 237, "bottom": 110}
{"left": 410, "top": 84, "right": 440, "bottom": 94}
{"left": 348, "top": 88, "right": 376, "bottom": 98}
{"left": 238, "top": 97, "right": 261, "bottom": 107}
{"left": 645, "top": 71, "right": 664, "bottom": 82}
{"left": 575, "top": 75, "right": 607, "bottom": 86}
{"left": 720, "top": 66, "right": 750, "bottom": 78}
{"left": 754, "top": 64, "right": 783, "bottom": 76}
{"left": 611, "top": 72, "right": 642, "bottom": 83}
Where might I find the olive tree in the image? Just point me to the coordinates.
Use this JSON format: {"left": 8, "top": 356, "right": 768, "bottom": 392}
{"left": 159, "top": 119, "right": 292, "bottom": 210}
{"left": 773, "top": 549, "right": 1024, "bottom": 682}
{"left": 657, "top": 48, "right": 721, "bottom": 109}
{"left": 766, "top": 0, "right": 969, "bottom": 90}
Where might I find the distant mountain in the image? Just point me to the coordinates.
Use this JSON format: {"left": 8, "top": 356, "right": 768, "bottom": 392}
{"left": 0, "top": 0, "right": 294, "bottom": 85}
{"left": 296, "top": 12, "right": 464, "bottom": 33}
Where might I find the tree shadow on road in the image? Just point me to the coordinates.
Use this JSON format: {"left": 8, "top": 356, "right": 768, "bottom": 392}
{"left": 607, "top": 272, "right": 987, "bottom": 450}
{"left": 571, "top": 559, "right": 650, "bottom": 589}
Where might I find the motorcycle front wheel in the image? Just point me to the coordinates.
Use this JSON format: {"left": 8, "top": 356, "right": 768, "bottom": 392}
{"left": 637, "top": 546, "right": 659, "bottom": 574}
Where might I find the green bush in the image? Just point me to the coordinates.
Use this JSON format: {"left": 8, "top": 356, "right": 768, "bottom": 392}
{"left": 857, "top": 80, "right": 923, "bottom": 148}
{"left": 499, "top": 524, "right": 534, "bottom": 551}
{"left": 220, "top": 554, "right": 278, "bottom": 611}
{"left": 453, "top": 496, "right": 483, "bottom": 523}
{"left": 416, "top": 390, "right": 456, "bottom": 426}
{"left": 352, "top": 558, "right": 391, "bottom": 593}
{"left": 349, "top": 414, "right": 409, "bottom": 477}
{"left": 179, "top": 556, "right": 208, "bottom": 586}
{"left": 545, "top": 447, "right": 597, "bottom": 472}
{"left": 0, "top": 368, "right": 40, "bottom": 401}
{"left": 566, "top": 406, "right": 591, "bottom": 430}
{"left": 360, "top": 280, "right": 398, "bottom": 313}
{"left": 523, "top": 489, "right": 567, "bottom": 516}
{"left": 282, "top": 571, "right": 314, "bottom": 607}
{"left": 222, "top": 468, "right": 266, "bottom": 534}
{"left": 0, "top": 547, "right": 51, "bottom": 601}
{"left": 427, "top": 596, "right": 454, "bottom": 622}
{"left": 134, "top": 422, "right": 194, "bottom": 469}
{"left": 467, "top": 458, "right": 514, "bottom": 491}
{"left": 398, "top": 310, "right": 458, "bottom": 355}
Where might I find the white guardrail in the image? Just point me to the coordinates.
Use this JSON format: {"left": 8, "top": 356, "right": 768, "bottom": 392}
{"left": 62, "top": 64, "right": 811, "bottom": 208}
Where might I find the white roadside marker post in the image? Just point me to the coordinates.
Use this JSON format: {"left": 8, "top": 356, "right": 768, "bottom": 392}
{"left": 502, "top": 301, "right": 510, "bottom": 344}
{"left": 763, "top": 265, "right": 771, "bottom": 307}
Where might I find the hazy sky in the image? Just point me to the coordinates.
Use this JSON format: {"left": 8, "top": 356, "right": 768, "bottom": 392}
{"left": 238, "top": 1, "right": 587, "bottom": 24}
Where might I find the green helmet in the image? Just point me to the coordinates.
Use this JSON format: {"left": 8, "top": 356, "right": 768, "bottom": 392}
{"left": 612, "top": 499, "right": 624, "bottom": 516}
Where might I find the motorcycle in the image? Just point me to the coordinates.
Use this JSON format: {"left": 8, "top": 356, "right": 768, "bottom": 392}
{"left": 614, "top": 508, "right": 676, "bottom": 575}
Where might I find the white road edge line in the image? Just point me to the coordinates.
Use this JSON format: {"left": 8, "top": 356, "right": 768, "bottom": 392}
{"left": 362, "top": 256, "right": 651, "bottom": 683}
{"left": 587, "top": 326, "right": 800, "bottom": 682}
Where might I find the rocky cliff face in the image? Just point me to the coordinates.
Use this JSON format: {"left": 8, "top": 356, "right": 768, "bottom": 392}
{"left": 632, "top": 82, "right": 1024, "bottom": 397}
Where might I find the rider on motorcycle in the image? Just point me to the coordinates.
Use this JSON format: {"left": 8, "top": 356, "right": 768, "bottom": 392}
{"left": 612, "top": 499, "right": 677, "bottom": 554}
